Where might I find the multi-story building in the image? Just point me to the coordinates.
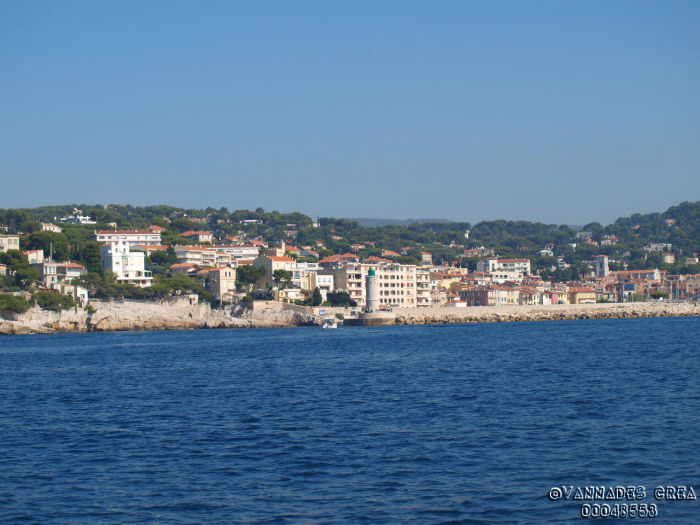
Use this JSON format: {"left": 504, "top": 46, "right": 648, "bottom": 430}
{"left": 476, "top": 258, "right": 531, "bottom": 281}
{"left": 0, "top": 234, "right": 20, "bottom": 253}
{"left": 310, "top": 273, "right": 334, "bottom": 301}
{"left": 101, "top": 242, "right": 153, "bottom": 287}
{"left": 321, "top": 260, "right": 418, "bottom": 308}
{"left": 212, "top": 244, "right": 260, "bottom": 261}
{"left": 459, "top": 285, "right": 520, "bottom": 306}
{"left": 416, "top": 269, "right": 431, "bottom": 307}
{"left": 173, "top": 246, "right": 235, "bottom": 268}
{"left": 567, "top": 287, "right": 597, "bottom": 304}
{"left": 208, "top": 267, "right": 237, "bottom": 303}
{"left": 93, "top": 230, "right": 162, "bottom": 247}
{"left": 595, "top": 255, "right": 609, "bottom": 278}
{"left": 32, "top": 261, "right": 87, "bottom": 285}
{"left": 290, "top": 262, "right": 320, "bottom": 289}
{"left": 253, "top": 255, "right": 296, "bottom": 287}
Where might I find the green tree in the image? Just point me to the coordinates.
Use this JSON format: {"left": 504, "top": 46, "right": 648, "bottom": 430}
{"left": 273, "top": 269, "right": 292, "bottom": 288}
{"left": 237, "top": 265, "right": 266, "bottom": 287}
{"left": 26, "top": 231, "right": 70, "bottom": 261}
{"left": 0, "top": 294, "right": 33, "bottom": 314}
{"left": 33, "top": 291, "right": 76, "bottom": 311}
{"left": 312, "top": 287, "right": 323, "bottom": 306}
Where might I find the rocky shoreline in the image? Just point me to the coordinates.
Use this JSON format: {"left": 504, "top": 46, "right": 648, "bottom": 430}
{"left": 0, "top": 298, "right": 322, "bottom": 335}
{"left": 1, "top": 300, "right": 698, "bottom": 336}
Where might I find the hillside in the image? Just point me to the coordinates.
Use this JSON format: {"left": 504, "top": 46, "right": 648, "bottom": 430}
{"left": 2, "top": 201, "right": 700, "bottom": 280}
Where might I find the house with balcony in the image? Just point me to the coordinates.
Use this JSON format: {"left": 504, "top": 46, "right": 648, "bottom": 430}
{"left": 101, "top": 242, "right": 153, "bottom": 287}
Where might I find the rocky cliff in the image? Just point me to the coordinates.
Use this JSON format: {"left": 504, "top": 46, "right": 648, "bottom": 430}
{"left": 0, "top": 298, "right": 321, "bottom": 335}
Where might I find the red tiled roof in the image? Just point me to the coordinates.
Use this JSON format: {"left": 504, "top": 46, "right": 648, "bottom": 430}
{"left": 180, "top": 230, "right": 212, "bottom": 236}
{"left": 134, "top": 244, "right": 169, "bottom": 250}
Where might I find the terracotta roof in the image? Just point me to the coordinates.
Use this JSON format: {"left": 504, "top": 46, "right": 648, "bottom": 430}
{"left": 170, "top": 263, "right": 197, "bottom": 268}
{"left": 268, "top": 256, "right": 294, "bottom": 262}
{"left": 134, "top": 244, "right": 169, "bottom": 250}
{"left": 180, "top": 230, "right": 212, "bottom": 236}
{"left": 364, "top": 257, "right": 393, "bottom": 264}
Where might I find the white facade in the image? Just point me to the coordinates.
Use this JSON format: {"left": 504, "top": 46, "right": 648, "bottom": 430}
{"left": 477, "top": 257, "right": 531, "bottom": 282}
{"left": 213, "top": 244, "right": 260, "bottom": 261}
{"left": 94, "top": 230, "right": 162, "bottom": 247}
{"left": 416, "top": 269, "right": 431, "bottom": 307}
{"left": 101, "top": 242, "right": 153, "bottom": 287}
{"left": 60, "top": 215, "right": 96, "bottom": 224}
{"left": 41, "top": 223, "right": 63, "bottom": 233}
{"left": 174, "top": 246, "right": 235, "bottom": 268}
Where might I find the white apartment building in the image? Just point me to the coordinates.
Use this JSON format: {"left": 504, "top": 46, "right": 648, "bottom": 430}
{"left": 173, "top": 246, "right": 235, "bottom": 268}
{"left": 93, "top": 230, "right": 162, "bottom": 247}
{"left": 212, "top": 244, "right": 260, "bottom": 261}
{"left": 101, "top": 242, "right": 153, "bottom": 287}
{"left": 310, "top": 273, "right": 334, "bottom": 301}
{"left": 476, "top": 257, "right": 531, "bottom": 283}
{"left": 416, "top": 269, "right": 431, "bottom": 307}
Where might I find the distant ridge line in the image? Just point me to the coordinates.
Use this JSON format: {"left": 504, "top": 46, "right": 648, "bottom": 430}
{"left": 347, "top": 218, "right": 456, "bottom": 227}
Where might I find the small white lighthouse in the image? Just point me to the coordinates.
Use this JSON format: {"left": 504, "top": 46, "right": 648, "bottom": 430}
{"left": 365, "top": 267, "right": 379, "bottom": 313}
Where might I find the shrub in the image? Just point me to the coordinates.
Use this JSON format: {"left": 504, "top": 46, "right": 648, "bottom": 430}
{"left": 0, "top": 294, "right": 32, "bottom": 315}
{"left": 33, "top": 291, "right": 76, "bottom": 311}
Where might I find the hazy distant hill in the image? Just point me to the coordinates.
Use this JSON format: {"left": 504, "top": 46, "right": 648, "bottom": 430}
{"left": 348, "top": 218, "right": 455, "bottom": 227}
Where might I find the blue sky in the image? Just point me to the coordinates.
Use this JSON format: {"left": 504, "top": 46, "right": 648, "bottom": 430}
{"left": 1, "top": 1, "right": 699, "bottom": 224}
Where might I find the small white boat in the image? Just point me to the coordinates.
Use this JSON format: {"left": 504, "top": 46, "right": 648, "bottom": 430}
{"left": 322, "top": 318, "right": 338, "bottom": 329}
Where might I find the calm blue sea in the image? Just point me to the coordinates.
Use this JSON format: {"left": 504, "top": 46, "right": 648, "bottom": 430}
{"left": 1, "top": 318, "right": 699, "bottom": 524}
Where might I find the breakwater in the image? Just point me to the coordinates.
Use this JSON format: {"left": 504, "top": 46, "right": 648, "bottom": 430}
{"left": 393, "top": 302, "right": 700, "bottom": 324}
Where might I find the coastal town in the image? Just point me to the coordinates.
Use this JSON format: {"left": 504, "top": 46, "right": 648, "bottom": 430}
{"left": 2, "top": 203, "right": 700, "bottom": 322}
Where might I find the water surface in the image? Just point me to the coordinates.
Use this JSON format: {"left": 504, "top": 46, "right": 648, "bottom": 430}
{"left": 1, "top": 318, "right": 699, "bottom": 523}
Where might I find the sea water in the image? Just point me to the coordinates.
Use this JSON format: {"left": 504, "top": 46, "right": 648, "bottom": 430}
{"left": 1, "top": 318, "right": 698, "bottom": 523}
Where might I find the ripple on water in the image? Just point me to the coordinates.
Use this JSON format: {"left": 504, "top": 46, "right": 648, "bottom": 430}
{"left": 0, "top": 318, "right": 699, "bottom": 523}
